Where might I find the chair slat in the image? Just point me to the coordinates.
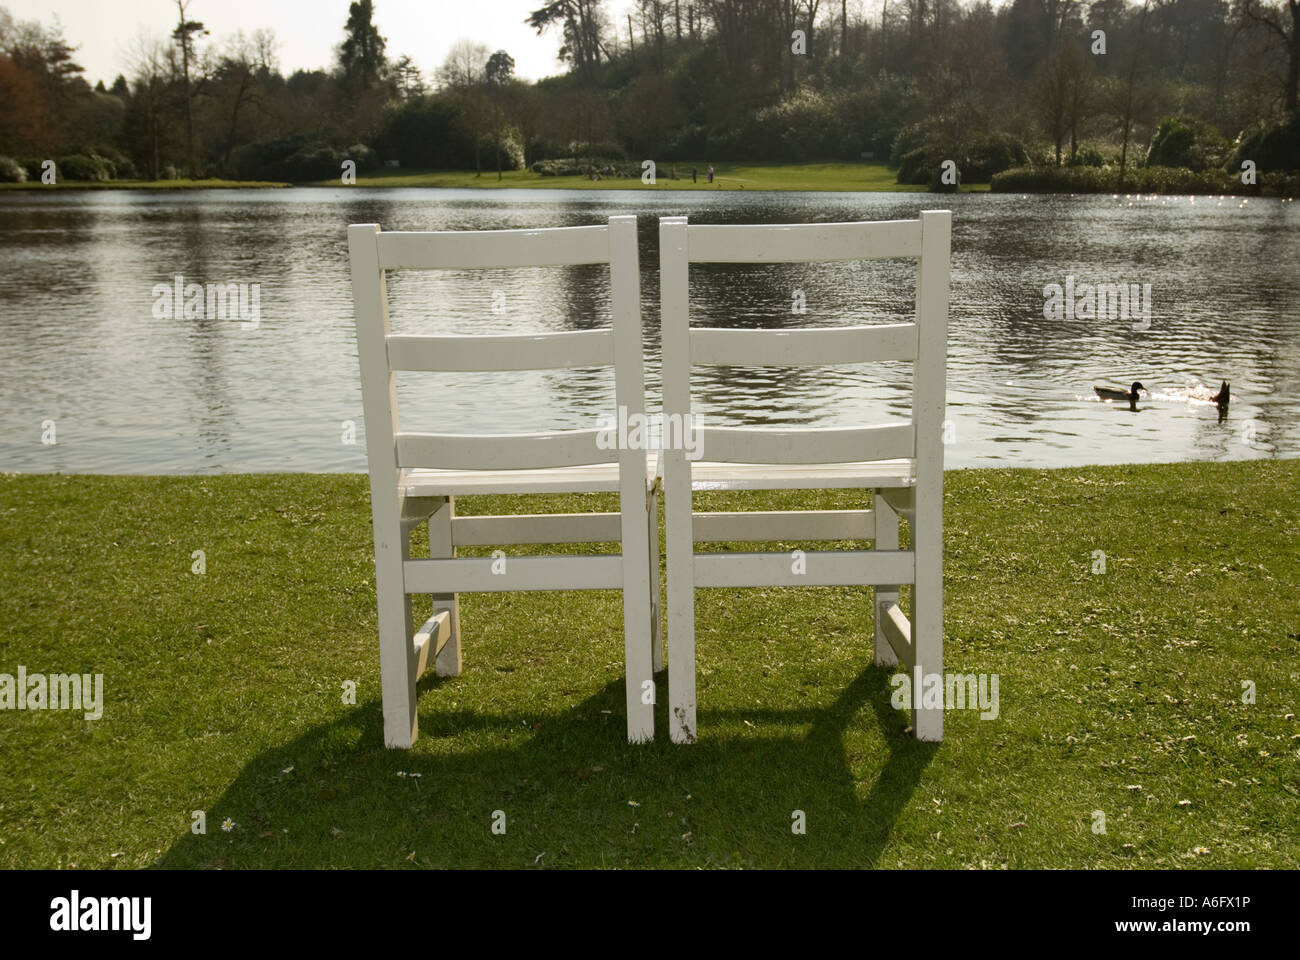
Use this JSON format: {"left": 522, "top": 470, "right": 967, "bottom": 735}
{"left": 396, "top": 430, "right": 618, "bottom": 470}
{"left": 695, "top": 423, "right": 913, "bottom": 465}
{"left": 690, "top": 323, "right": 917, "bottom": 366}
{"left": 387, "top": 330, "right": 615, "bottom": 371}
{"left": 692, "top": 509, "right": 875, "bottom": 542}
{"left": 377, "top": 224, "right": 610, "bottom": 270}
{"left": 404, "top": 555, "right": 623, "bottom": 593}
{"left": 687, "top": 219, "right": 921, "bottom": 263}
{"left": 692, "top": 550, "right": 916, "bottom": 588}
{"left": 878, "top": 601, "right": 915, "bottom": 669}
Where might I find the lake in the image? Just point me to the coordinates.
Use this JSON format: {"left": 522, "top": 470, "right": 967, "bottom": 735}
{"left": 1, "top": 186, "right": 1296, "bottom": 474}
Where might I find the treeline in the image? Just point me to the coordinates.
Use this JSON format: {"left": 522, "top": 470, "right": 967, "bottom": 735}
{"left": 0, "top": 0, "right": 1296, "bottom": 189}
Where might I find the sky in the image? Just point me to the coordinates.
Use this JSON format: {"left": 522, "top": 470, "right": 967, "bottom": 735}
{"left": 4, "top": 0, "right": 640, "bottom": 86}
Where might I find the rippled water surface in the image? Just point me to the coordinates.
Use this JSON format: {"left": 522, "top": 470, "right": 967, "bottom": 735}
{"left": 1, "top": 187, "right": 1296, "bottom": 473}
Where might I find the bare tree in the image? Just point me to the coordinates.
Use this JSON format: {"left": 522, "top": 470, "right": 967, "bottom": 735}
{"left": 438, "top": 39, "right": 491, "bottom": 175}
{"left": 1117, "top": 0, "right": 1153, "bottom": 186}
{"left": 171, "top": 0, "right": 208, "bottom": 178}
{"left": 214, "top": 30, "right": 277, "bottom": 174}
{"left": 125, "top": 32, "right": 170, "bottom": 179}
{"left": 1243, "top": 0, "right": 1300, "bottom": 112}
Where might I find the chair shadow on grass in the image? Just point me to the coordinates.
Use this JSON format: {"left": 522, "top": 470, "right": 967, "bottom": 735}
{"left": 156, "top": 662, "right": 936, "bottom": 869}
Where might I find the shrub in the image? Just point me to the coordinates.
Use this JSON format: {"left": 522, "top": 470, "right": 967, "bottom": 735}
{"left": 530, "top": 157, "right": 638, "bottom": 177}
{"left": 373, "top": 98, "right": 476, "bottom": 169}
{"left": 494, "top": 130, "right": 526, "bottom": 171}
{"left": 891, "top": 123, "right": 1025, "bottom": 187}
{"left": 346, "top": 143, "right": 379, "bottom": 173}
{"left": 896, "top": 146, "right": 931, "bottom": 185}
{"left": 1145, "top": 115, "right": 1229, "bottom": 172}
{"left": 990, "top": 164, "right": 1234, "bottom": 194}
{"left": 229, "top": 138, "right": 380, "bottom": 181}
{"left": 56, "top": 154, "right": 112, "bottom": 181}
{"left": 1067, "top": 146, "right": 1106, "bottom": 168}
{"left": 963, "top": 134, "right": 1029, "bottom": 182}
{"left": 890, "top": 121, "right": 930, "bottom": 168}
{"left": 281, "top": 145, "right": 341, "bottom": 181}
{"left": 0, "top": 156, "right": 27, "bottom": 182}
{"left": 1261, "top": 170, "right": 1300, "bottom": 196}
{"left": 1230, "top": 112, "right": 1300, "bottom": 174}
{"left": 229, "top": 138, "right": 304, "bottom": 180}
{"left": 525, "top": 135, "right": 567, "bottom": 164}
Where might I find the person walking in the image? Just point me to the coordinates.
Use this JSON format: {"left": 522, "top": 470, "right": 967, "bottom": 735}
{"left": 691, "top": 166, "right": 697, "bottom": 183}
{"left": 706, "top": 164, "right": 714, "bottom": 183}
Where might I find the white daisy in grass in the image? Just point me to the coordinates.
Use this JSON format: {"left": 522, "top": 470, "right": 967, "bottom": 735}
{"left": 221, "top": 818, "right": 236, "bottom": 832}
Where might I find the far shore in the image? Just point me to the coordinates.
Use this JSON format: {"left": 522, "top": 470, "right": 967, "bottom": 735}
{"left": 0, "top": 178, "right": 289, "bottom": 191}
{"left": 0, "top": 162, "right": 989, "bottom": 194}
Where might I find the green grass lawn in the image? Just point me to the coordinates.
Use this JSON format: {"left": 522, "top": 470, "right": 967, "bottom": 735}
{"left": 0, "top": 460, "right": 1295, "bottom": 869}
{"left": 0, "top": 163, "right": 985, "bottom": 194}
{"left": 321, "top": 161, "right": 989, "bottom": 193}
{"left": 0, "top": 179, "right": 290, "bottom": 191}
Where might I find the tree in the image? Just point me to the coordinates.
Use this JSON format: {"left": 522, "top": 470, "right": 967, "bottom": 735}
{"left": 485, "top": 50, "right": 515, "bottom": 180}
{"left": 1, "top": 7, "right": 89, "bottom": 152}
{"left": 437, "top": 38, "right": 489, "bottom": 89}
{"left": 171, "top": 0, "right": 208, "bottom": 178}
{"left": 527, "top": 1, "right": 609, "bottom": 81}
{"left": 338, "top": 0, "right": 388, "bottom": 94}
{"left": 1243, "top": 0, "right": 1300, "bottom": 112}
{"left": 485, "top": 49, "right": 515, "bottom": 86}
{"left": 124, "top": 32, "right": 172, "bottom": 179}
{"left": 1034, "top": 46, "right": 1072, "bottom": 163}
{"left": 438, "top": 40, "right": 491, "bottom": 175}
{"left": 213, "top": 30, "right": 277, "bottom": 174}
{"left": 1117, "top": 0, "right": 1153, "bottom": 185}
{"left": 0, "top": 55, "right": 45, "bottom": 153}
{"left": 390, "top": 54, "right": 425, "bottom": 99}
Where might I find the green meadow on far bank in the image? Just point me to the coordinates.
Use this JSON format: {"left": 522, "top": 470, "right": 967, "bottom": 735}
{"left": 319, "top": 161, "right": 990, "bottom": 192}
{"left": 0, "top": 459, "right": 1295, "bottom": 869}
{"left": 0, "top": 162, "right": 986, "bottom": 193}
{"left": 0, "top": 178, "right": 290, "bottom": 191}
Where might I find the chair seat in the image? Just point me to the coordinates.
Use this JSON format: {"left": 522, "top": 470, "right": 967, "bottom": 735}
{"left": 688, "top": 458, "right": 914, "bottom": 491}
{"left": 402, "top": 451, "right": 660, "bottom": 496}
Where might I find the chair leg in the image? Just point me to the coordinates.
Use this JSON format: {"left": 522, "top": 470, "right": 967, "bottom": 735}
{"left": 621, "top": 487, "right": 655, "bottom": 743}
{"left": 648, "top": 489, "right": 663, "bottom": 673}
{"left": 665, "top": 469, "right": 696, "bottom": 743}
{"left": 873, "top": 492, "right": 900, "bottom": 668}
{"left": 377, "top": 518, "right": 418, "bottom": 748}
{"left": 428, "top": 497, "right": 462, "bottom": 678}
{"left": 912, "top": 534, "right": 944, "bottom": 742}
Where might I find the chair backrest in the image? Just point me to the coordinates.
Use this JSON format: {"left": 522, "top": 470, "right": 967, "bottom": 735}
{"left": 658, "top": 211, "right": 951, "bottom": 474}
{"left": 347, "top": 216, "right": 646, "bottom": 494}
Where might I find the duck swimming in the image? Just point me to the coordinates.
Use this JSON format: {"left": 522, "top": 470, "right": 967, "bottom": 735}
{"left": 1094, "top": 381, "right": 1145, "bottom": 410}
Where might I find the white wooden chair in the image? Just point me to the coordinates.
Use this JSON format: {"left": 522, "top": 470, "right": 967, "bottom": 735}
{"left": 658, "top": 210, "right": 951, "bottom": 743}
{"left": 348, "top": 216, "right": 661, "bottom": 749}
